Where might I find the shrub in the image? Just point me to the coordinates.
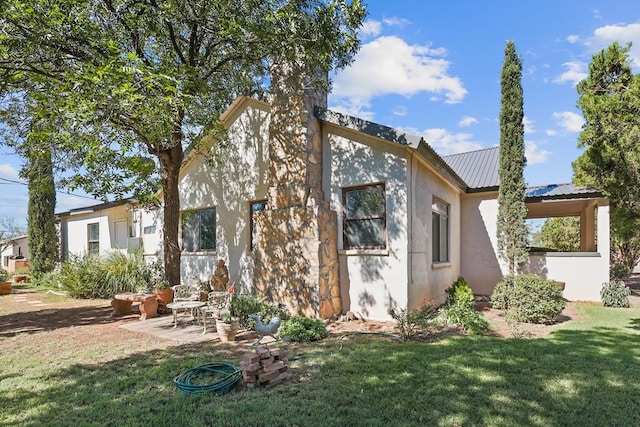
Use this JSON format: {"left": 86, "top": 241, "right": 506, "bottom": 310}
{"left": 491, "top": 274, "right": 566, "bottom": 324}
{"left": 258, "top": 302, "right": 291, "bottom": 323}
{"left": 230, "top": 294, "right": 264, "bottom": 328}
{"left": 438, "top": 304, "right": 489, "bottom": 334}
{"left": 279, "top": 316, "right": 329, "bottom": 342}
{"left": 445, "top": 277, "right": 475, "bottom": 308}
{"left": 610, "top": 264, "right": 632, "bottom": 280}
{"left": 388, "top": 299, "right": 438, "bottom": 341}
{"left": 0, "top": 269, "right": 8, "bottom": 282}
{"left": 600, "top": 281, "right": 631, "bottom": 308}
{"left": 440, "top": 278, "right": 488, "bottom": 334}
{"left": 30, "top": 269, "right": 63, "bottom": 290}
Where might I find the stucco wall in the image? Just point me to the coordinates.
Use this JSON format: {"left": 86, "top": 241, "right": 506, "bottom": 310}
{"left": 408, "top": 155, "right": 461, "bottom": 309}
{"left": 178, "top": 100, "right": 270, "bottom": 289}
{"left": 459, "top": 192, "right": 503, "bottom": 296}
{"left": 326, "top": 130, "right": 408, "bottom": 320}
{"left": 62, "top": 206, "right": 130, "bottom": 258}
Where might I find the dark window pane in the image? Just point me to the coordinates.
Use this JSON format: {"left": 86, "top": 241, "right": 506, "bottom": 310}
{"left": 345, "top": 219, "right": 385, "bottom": 248}
{"left": 200, "top": 209, "right": 216, "bottom": 250}
{"left": 88, "top": 223, "right": 99, "bottom": 241}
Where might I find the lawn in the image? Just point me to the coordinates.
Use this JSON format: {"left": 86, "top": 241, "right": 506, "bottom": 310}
{"left": 1, "top": 292, "right": 639, "bottom": 427}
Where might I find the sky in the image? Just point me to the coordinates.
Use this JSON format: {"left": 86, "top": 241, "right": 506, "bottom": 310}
{"left": 1, "top": 0, "right": 640, "bottom": 229}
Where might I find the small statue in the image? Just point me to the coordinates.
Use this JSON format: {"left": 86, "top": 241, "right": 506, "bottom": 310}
{"left": 211, "top": 259, "right": 229, "bottom": 292}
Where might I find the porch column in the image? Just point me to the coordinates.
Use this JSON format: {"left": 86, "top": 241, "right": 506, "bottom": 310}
{"left": 580, "top": 202, "right": 597, "bottom": 252}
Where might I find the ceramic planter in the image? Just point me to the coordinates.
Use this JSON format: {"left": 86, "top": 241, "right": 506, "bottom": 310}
{"left": 0, "top": 281, "right": 12, "bottom": 295}
{"left": 216, "top": 319, "right": 239, "bottom": 342}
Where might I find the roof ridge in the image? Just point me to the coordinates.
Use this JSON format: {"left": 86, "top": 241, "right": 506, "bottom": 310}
{"left": 442, "top": 145, "right": 499, "bottom": 158}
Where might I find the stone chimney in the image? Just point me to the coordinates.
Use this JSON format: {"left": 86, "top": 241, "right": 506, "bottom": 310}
{"left": 252, "top": 59, "right": 341, "bottom": 318}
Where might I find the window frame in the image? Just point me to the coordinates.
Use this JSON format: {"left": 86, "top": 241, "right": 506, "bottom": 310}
{"left": 87, "top": 222, "right": 100, "bottom": 255}
{"left": 342, "top": 183, "right": 387, "bottom": 250}
{"left": 432, "top": 197, "right": 449, "bottom": 263}
{"left": 249, "top": 199, "right": 268, "bottom": 252}
{"left": 181, "top": 207, "right": 217, "bottom": 253}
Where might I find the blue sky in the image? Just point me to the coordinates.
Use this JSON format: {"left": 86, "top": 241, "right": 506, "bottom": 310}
{"left": 1, "top": 0, "right": 639, "bottom": 228}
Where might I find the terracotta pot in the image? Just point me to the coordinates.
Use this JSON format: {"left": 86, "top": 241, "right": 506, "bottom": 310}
{"left": 216, "top": 319, "right": 239, "bottom": 342}
{"left": 154, "top": 289, "right": 174, "bottom": 306}
{"left": 0, "top": 281, "right": 12, "bottom": 296}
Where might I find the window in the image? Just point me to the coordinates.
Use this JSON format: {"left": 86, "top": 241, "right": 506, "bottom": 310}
{"left": 343, "top": 183, "right": 386, "bottom": 249}
{"left": 182, "top": 208, "right": 216, "bottom": 252}
{"left": 250, "top": 200, "right": 267, "bottom": 251}
{"left": 88, "top": 223, "right": 99, "bottom": 255}
{"left": 432, "top": 198, "right": 449, "bottom": 263}
{"left": 143, "top": 225, "right": 157, "bottom": 234}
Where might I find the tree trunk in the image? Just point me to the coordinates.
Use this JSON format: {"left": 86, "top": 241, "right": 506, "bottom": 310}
{"left": 159, "top": 136, "right": 184, "bottom": 286}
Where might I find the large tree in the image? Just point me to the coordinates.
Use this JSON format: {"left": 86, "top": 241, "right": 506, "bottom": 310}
{"left": 573, "top": 42, "right": 640, "bottom": 273}
{"left": 496, "top": 40, "right": 528, "bottom": 275}
{"left": 25, "top": 139, "right": 59, "bottom": 275}
{"left": 0, "top": 0, "right": 366, "bottom": 284}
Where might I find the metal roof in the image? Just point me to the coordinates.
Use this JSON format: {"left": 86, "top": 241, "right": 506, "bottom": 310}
{"left": 525, "top": 183, "right": 602, "bottom": 200}
{"left": 442, "top": 147, "right": 500, "bottom": 190}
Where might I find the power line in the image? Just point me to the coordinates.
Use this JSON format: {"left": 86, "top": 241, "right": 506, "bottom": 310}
{"left": 0, "top": 176, "right": 100, "bottom": 201}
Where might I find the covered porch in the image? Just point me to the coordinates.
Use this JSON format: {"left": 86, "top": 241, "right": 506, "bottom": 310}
{"left": 523, "top": 184, "right": 609, "bottom": 301}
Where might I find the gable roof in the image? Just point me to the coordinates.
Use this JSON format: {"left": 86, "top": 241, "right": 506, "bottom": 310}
{"left": 315, "top": 107, "right": 468, "bottom": 191}
{"left": 525, "top": 183, "right": 603, "bottom": 201}
{"left": 442, "top": 147, "right": 500, "bottom": 190}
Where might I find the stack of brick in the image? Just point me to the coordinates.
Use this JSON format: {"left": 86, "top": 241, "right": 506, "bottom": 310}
{"left": 240, "top": 347, "right": 290, "bottom": 389}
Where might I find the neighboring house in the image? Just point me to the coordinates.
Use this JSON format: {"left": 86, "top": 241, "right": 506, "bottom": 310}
{"left": 57, "top": 199, "right": 162, "bottom": 261}
{"left": 1, "top": 235, "right": 30, "bottom": 273}
{"left": 171, "top": 67, "right": 608, "bottom": 321}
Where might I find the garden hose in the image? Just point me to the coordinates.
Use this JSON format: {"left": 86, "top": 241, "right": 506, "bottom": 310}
{"left": 174, "top": 362, "right": 242, "bottom": 394}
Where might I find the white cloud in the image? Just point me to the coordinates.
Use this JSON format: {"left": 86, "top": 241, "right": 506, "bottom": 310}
{"left": 330, "top": 36, "right": 467, "bottom": 118}
{"left": 360, "top": 20, "right": 382, "bottom": 38}
{"left": 525, "top": 141, "right": 550, "bottom": 165}
{"left": 392, "top": 105, "right": 407, "bottom": 117}
{"left": 545, "top": 129, "right": 558, "bottom": 136}
{"left": 567, "top": 35, "right": 580, "bottom": 44}
{"left": 458, "top": 116, "right": 478, "bottom": 128}
{"left": 552, "top": 111, "right": 584, "bottom": 133}
{"left": 419, "top": 128, "right": 484, "bottom": 155}
{"left": 586, "top": 23, "right": 640, "bottom": 67}
{"left": 553, "top": 61, "right": 588, "bottom": 86}
{"left": 0, "top": 163, "right": 20, "bottom": 181}
{"left": 523, "top": 116, "right": 535, "bottom": 134}
{"left": 382, "top": 17, "right": 412, "bottom": 28}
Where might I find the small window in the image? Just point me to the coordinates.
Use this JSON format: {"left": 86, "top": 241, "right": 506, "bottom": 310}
{"left": 343, "top": 183, "right": 386, "bottom": 249}
{"left": 250, "top": 200, "right": 267, "bottom": 251}
{"left": 143, "top": 225, "right": 156, "bottom": 234}
{"left": 88, "top": 223, "right": 100, "bottom": 255}
{"left": 432, "top": 198, "right": 449, "bottom": 263}
{"left": 182, "top": 208, "right": 216, "bottom": 252}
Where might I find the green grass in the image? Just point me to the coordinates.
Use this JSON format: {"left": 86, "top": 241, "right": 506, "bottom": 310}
{"left": 1, "top": 301, "right": 639, "bottom": 426}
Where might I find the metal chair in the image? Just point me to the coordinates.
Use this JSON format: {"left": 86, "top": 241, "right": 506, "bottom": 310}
{"left": 201, "top": 291, "right": 232, "bottom": 334}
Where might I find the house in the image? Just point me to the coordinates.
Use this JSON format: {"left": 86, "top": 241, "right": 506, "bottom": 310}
{"left": 57, "top": 199, "right": 162, "bottom": 261}
{"left": 1, "top": 235, "right": 30, "bottom": 273}
{"left": 172, "top": 65, "right": 609, "bottom": 321}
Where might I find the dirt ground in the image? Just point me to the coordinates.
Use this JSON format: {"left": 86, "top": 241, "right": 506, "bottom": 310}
{"left": 6, "top": 286, "right": 636, "bottom": 345}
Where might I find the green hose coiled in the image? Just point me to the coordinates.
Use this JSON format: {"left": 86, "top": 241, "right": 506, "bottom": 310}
{"left": 174, "top": 362, "right": 242, "bottom": 394}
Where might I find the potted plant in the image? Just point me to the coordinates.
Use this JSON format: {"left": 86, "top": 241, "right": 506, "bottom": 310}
{"left": 145, "top": 260, "right": 173, "bottom": 306}
{"left": 0, "top": 268, "right": 11, "bottom": 295}
{"left": 153, "top": 280, "right": 174, "bottom": 306}
{"left": 215, "top": 308, "right": 239, "bottom": 342}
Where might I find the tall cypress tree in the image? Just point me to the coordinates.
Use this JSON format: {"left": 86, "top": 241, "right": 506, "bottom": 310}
{"left": 26, "top": 140, "right": 59, "bottom": 275}
{"left": 497, "top": 41, "right": 528, "bottom": 275}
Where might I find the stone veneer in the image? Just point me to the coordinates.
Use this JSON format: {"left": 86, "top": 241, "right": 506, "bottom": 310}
{"left": 252, "top": 60, "right": 341, "bottom": 318}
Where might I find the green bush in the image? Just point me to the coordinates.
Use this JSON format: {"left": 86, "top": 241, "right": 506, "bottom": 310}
{"left": 445, "top": 277, "right": 475, "bottom": 308}
{"left": 54, "top": 251, "right": 151, "bottom": 299}
{"left": 491, "top": 274, "right": 566, "bottom": 324}
{"left": 230, "top": 294, "right": 265, "bottom": 328}
{"left": 438, "top": 304, "right": 488, "bottom": 334}
{"left": 600, "top": 281, "right": 631, "bottom": 308}
{"left": 30, "top": 269, "right": 63, "bottom": 289}
{"left": 0, "top": 269, "right": 9, "bottom": 282}
{"left": 388, "top": 300, "right": 438, "bottom": 341}
{"left": 610, "top": 264, "right": 632, "bottom": 280}
{"left": 279, "top": 316, "right": 329, "bottom": 342}
{"left": 258, "top": 302, "right": 291, "bottom": 323}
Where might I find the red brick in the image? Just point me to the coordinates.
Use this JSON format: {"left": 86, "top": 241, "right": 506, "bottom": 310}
{"left": 240, "top": 361, "right": 261, "bottom": 371}
{"left": 256, "top": 347, "right": 271, "bottom": 359}
{"left": 242, "top": 353, "right": 260, "bottom": 364}
{"left": 261, "top": 357, "right": 274, "bottom": 368}
{"left": 243, "top": 373, "right": 256, "bottom": 383}
{"left": 258, "top": 370, "right": 280, "bottom": 383}
{"left": 274, "top": 350, "right": 288, "bottom": 360}
{"left": 263, "top": 360, "right": 285, "bottom": 373}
